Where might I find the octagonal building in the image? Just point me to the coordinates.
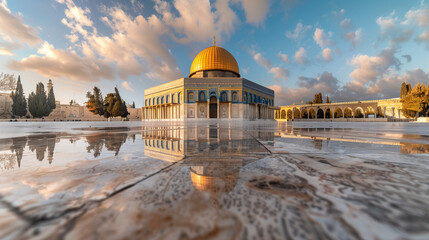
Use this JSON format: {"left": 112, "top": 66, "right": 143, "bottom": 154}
{"left": 142, "top": 42, "right": 275, "bottom": 120}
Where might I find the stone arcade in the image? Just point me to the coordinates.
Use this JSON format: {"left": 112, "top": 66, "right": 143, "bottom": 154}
{"left": 142, "top": 41, "right": 275, "bottom": 121}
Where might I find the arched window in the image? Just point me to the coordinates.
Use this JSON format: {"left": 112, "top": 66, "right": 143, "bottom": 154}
{"left": 199, "top": 91, "right": 205, "bottom": 101}
{"left": 188, "top": 92, "right": 194, "bottom": 102}
{"left": 157, "top": 97, "right": 159, "bottom": 105}
{"left": 172, "top": 93, "right": 176, "bottom": 103}
{"left": 221, "top": 92, "right": 228, "bottom": 102}
{"left": 145, "top": 99, "right": 148, "bottom": 106}
{"left": 243, "top": 93, "right": 247, "bottom": 103}
{"left": 161, "top": 96, "right": 165, "bottom": 104}
{"left": 166, "top": 95, "right": 169, "bottom": 103}
{"left": 262, "top": 98, "right": 265, "bottom": 104}
{"left": 281, "top": 110, "right": 286, "bottom": 119}
{"left": 232, "top": 92, "right": 238, "bottom": 102}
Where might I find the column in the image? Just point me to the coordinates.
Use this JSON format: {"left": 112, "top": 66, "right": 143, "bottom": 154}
{"left": 170, "top": 106, "right": 173, "bottom": 120}
{"left": 217, "top": 99, "right": 220, "bottom": 119}
{"left": 207, "top": 100, "right": 209, "bottom": 119}
{"left": 383, "top": 107, "right": 386, "bottom": 118}
{"left": 195, "top": 102, "right": 197, "bottom": 119}
{"left": 229, "top": 102, "right": 231, "bottom": 119}
{"left": 307, "top": 110, "right": 309, "bottom": 119}
{"left": 392, "top": 107, "right": 395, "bottom": 118}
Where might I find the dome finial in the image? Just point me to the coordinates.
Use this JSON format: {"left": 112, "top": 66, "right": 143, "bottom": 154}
{"left": 213, "top": 36, "right": 216, "bottom": 46}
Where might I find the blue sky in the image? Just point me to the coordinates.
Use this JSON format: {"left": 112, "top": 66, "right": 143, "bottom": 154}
{"left": 1, "top": 0, "right": 428, "bottom": 107}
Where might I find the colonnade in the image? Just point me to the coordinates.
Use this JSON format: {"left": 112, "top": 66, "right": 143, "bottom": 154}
{"left": 142, "top": 104, "right": 181, "bottom": 120}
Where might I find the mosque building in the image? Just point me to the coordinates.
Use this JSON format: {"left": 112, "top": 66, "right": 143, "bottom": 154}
{"left": 142, "top": 39, "right": 276, "bottom": 121}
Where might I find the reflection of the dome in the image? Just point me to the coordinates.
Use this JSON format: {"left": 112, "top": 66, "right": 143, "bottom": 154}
{"left": 189, "top": 160, "right": 242, "bottom": 194}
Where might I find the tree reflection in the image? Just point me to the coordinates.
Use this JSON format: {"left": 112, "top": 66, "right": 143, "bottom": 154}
{"left": 27, "top": 134, "right": 56, "bottom": 163}
{"left": 86, "top": 133, "right": 135, "bottom": 157}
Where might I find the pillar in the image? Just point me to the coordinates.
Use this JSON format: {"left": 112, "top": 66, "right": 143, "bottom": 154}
{"left": 229, "top": 102, "right": 231, "bottom": 119}
{"left": 383, "top": 107, "right": 386, "bottom": 118}
{"left": 217, "top": 99, "right": 220, "bottom": 119}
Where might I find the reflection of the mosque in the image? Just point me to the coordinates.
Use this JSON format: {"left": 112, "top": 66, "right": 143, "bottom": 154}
{"left": 142, "top": 125, "right": 273, "bottom": 194}
{"left": 1, "top": 124, "right": 428, "bottom": 173}
{"left": 276, "top": 123, "right": 429, "bottom": 153}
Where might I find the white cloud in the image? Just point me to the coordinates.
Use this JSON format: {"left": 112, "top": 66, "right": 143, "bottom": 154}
{"left": 340, "top": 18, "right": 353, "bottom": 29}
{"left": 268, "top": 72, "right": 339, "bottom": 105}
{"left": 416, "top": 30, "right": 429, "bottom": 49}
{"left": 8, "top": 41, "right": 114, "bottom": 82}
{"left": 343, "top": 68, "right": 429, "bottom": 100}
{"left": 269, "top": 67, "right": 289, "bottom": 81}
{"left": 403, "top": 6, "right": 429, "bottom": 27}
{"left": 0, "top": 0, "right": 40, "bottom": 52}
{"left": 286, "top": 22, "right": 311, "bottom": 41}
{"left": 294, "top": 47, "right": 307, "bottom": 65}
{"left": 253, "top": 52, "right": 272, "bottom": 69}
{"left": 321, "top": 48, "right": 332, "bottom": 62}
{"left": 270, "top": 68, "right": 429, "bottom": 105}
{"left": 349, "top": 48, "right": 399, "bottom": 84}
{"left": 130, "top": 0, "right": 144, "bottom": 11}
{"left": 233, "top": 0, "right": 269, "bottom": 25}
{"left": 376, "top": 13, "right": 397, "bottom": 32}
{"left": 345, "top": 28, "right": 362, "bottom": 48}
{"left": 155, "top": 0, "right": 238, "bottom": 44}
{"left": 313, "top": 28, "right": 332, "bottom": 49}
{"left": 122, "top": 81, "right": 135, "bottom": 92}
{"left": 0, "top": 47, "right": 13, "bottom": 56}
{"left": 278, "top": 52, "right": 290, "bottom": 63}
{"left": 250, "top": 50, "right": 289, "bottom": 81}
{"left": 66, "top": 34, "right": 78, "bottom": 43}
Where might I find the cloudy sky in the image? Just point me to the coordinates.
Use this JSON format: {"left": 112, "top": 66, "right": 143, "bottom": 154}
{"left": 1, "top": 0, "right": 429, "bottom": 107}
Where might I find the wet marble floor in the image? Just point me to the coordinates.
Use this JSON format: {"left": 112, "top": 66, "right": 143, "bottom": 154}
{"left": 0, "top": 121, "right": 429, "bottom": 240}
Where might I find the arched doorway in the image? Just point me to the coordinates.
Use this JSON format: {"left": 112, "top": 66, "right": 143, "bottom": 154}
{"left": 209, "top": 96, "right": 217, "bottom": 118}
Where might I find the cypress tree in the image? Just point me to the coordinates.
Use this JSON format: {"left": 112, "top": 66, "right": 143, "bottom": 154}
{"left": 11, "top": 76, "right": 27, "bottom": 117}
{"left": 400, "top": 82, "right": 408, "bottom": 99}
{"left": 28, "top": 83, "right": 52, "bottom": 118}
{"left": 47, "top": 84, "right": 56, "bottom": 110}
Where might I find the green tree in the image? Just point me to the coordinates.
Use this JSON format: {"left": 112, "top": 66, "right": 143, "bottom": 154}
{"left": 86, "top": 87, "right": 105, "bottom": 116}
{"left": 326, "top": 95, "right": 331, "bottom": 103}
{"left": 11, "top": 76, "right": 27, "bottom": 117}
{"left": 90, "top": 87, "right": 129, "bottom": 119}
{"left": 400, "top": 82, "right": 412, "bottom": 99}
{"left": 28, "top": 83, "right": 52, "bottom": 118}
{"left": 401, "top": 83, "right": 429, "bottom": 118}
{"left": 47, "top": 84, "right": 56, "bottom": 110}
{"left": 113, "top": 87, "right": 129, "bottom": 118}
{"left": 313, "top": 92, "right": 323, "bottom": 104}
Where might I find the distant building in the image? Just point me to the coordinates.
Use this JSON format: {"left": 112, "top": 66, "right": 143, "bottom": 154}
{"left": 47, "top": 101, "right": 142, "bottom": 121}
{"left": 276, "top": 98, "right": 406, "bottom": 120}
{"left": 142, "top": 40, "right": 276, "bottom": 121}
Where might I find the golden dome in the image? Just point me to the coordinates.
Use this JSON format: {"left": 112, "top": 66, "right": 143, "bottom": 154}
{"left": 189, "top": 44, "right": 240, "bottom": 77}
